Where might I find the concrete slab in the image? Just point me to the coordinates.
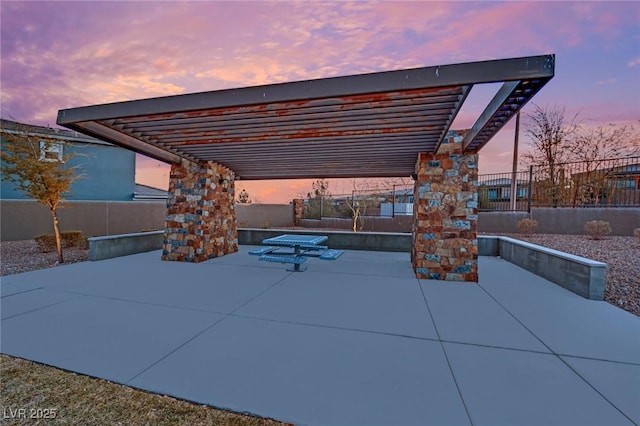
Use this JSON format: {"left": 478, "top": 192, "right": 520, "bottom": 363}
{"left": 303, "top": 249, "right": 415, "bottom": 278}
{"left": 444, "top": 342, "right": 635, "bottom": 426}
{"left": 1, "top": 288, "right": 75, "bottom": 320}
{"left": 561, "top": 356, "right": 640, "bottom": 424}
{"left": 129, "top": 316, "right": 471, "bottom": 426}
{"left": 50, "top": 262, "right": 290, "bottom": 314}
{"left": 237, "top": 271, "right": 438, "bottom": 339}
{"left": 478, "top": 257, "right": 640, "bottom": 364}
{"left": 420, "top": 280, "right": 549, "bottom": 352}
{"left": 2, "top": 295, "right": 224, "bottom": 383}
{"left": 0, "top": 279, "right": 44, "bottom": 297}
{"left": 1, "top": 249, "right": 638, "bottom": 426}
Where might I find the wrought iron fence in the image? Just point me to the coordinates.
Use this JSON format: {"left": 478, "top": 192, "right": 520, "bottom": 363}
{"left": 478, "top": 156, "right": 640, "bottom": 211}
{"left": 303, "top": 184, "right": 414, "bottom": 219}
{"left": 302, "top": 157, "right": 639, "bottom": 217}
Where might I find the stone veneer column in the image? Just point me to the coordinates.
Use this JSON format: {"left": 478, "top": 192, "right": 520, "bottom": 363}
{"left": 162, "top": 159, "right": 238, "bottom": 262}
{"left": 412, "top": 130, "right": 479, "bottom": 282}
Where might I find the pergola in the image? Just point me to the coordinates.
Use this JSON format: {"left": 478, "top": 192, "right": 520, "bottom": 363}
{"left": 57, "top": 54, "right": 554, "bottom": 280}
{"left": 57, "top": 55, "right": 554, "bottom": 180}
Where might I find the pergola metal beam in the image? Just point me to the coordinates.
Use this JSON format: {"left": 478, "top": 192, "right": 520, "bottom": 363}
{"left": 57, "top": 55, "right": 553, "bottom": 123}
{"left": 57, "top": 54, "right": 554, "bottom": 180}
{"left": 462, "top": 78, "right": 550, "bottom": 152}
{"left": 72, "top": 121, "right": 186, "bottom": 163}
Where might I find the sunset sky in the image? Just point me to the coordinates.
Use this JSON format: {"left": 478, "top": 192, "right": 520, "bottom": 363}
{"left": 1, "top": 1, "right": 638, "bottom": 203}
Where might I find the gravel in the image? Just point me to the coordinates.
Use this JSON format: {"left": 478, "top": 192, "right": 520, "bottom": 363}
{"left": 2, "top": 236, "right": 638, "bottom": 317}
{"left": 1, "top": 239, "right": 88, "bottom": 276}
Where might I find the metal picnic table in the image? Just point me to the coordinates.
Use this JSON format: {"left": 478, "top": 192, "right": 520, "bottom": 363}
{"left": 249, "top": 234, "right": 343, "bottom": 272}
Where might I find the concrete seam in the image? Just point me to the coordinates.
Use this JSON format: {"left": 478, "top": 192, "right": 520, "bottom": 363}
{"left": 124, "top": 272, "right": 294, "bottom": 385}
{"left": 417, "top": 278, "right": 475, "bottom": 426}
{"left": 477, "top": 279, "right": 637, "bottom": 425}
{"left": 1, "top": 297, "right": 75, "bottom": 321}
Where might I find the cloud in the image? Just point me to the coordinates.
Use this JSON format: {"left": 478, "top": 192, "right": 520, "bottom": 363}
{"left": 2, "top": 0, "right": 638, "bottom": 201}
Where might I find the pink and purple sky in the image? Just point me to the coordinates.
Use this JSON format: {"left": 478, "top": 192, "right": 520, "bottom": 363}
{"left": 2, "top": 1, "right": 638, "bottom": 202}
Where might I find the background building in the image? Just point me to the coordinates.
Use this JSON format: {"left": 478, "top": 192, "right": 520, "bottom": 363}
{"left": 1, "top": 119, "right": 136, "bottom": 201}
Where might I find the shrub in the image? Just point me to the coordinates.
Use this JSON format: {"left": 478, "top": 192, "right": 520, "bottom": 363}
{"left": 584, "top": 220, "right": 611, "bottom": 240}
{"left": 34, "top": 231, "right": 87, "bottom": 253}
{"left": 633, "top": 228, "right": 640, "bottom": 242}
{"left": 517, "top": 218, "right": 538, "bottom": 236}
{"left": 260, "top": 221, "right": 271, "bottom": 229}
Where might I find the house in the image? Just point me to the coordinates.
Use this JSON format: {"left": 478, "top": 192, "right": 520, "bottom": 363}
{"left": 478, "top": 177, "right": 528, "bottom": 201}
{"left": 1, "top": 120, "right": 169, "bottom": 241}
{"left": 1, "top": 119, "right": 136, "bottom": 201}
{"left": 568, "top": 160, "right": 640, "bottom": 206}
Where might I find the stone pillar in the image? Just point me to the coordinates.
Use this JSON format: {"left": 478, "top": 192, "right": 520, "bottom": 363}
{"left": 293, "top": 199, "right": 304, "bottom": 226}
{"left": 412, "top": 130, "right": 479, "bottom": 282}
{"left": 162, "top": 159, "right": 238, "bottom": 262}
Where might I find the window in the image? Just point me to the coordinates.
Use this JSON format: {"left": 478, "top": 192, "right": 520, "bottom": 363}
{"left": 39, "top": 141, "right": 63, "bottom": 162}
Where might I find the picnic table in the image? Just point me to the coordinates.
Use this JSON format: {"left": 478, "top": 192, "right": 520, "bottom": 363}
{"left": 249, "top": 234, "right": 343, "bottom": 272}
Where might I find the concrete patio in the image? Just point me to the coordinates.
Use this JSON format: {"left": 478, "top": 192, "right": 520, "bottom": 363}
{"left": 1, "top": 247, "right": 638, "bottom": 425}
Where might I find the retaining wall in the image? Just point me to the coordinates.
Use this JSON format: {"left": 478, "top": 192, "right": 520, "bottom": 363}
{"left": 88, "top": 231, "right": 164, "bottom": 261}
{"left": 239, "top": 228, "right": 411, "bottom": 252}
{"left": 478, "top": 235, "right": 607, "bottom": 300}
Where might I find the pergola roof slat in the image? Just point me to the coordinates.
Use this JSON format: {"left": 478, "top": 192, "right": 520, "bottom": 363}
{"left": 57, "top": 55, "right": 554, "bottom": 180}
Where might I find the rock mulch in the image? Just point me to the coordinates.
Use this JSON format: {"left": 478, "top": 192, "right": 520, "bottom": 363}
{"left": 2, "top": 235, "right": 638, "bottom": 317}
{"left": 1, "top": 239, "right": 88, "bottom": 276}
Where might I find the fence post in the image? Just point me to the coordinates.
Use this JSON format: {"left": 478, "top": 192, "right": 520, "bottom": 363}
{"left": 392, "top": 184, "right": 396, "bottom": 218}
{"left": 527, "top": 165, "right": 534, "bottom": 213}
{"left": 509, "top": 111, "right": 520, "bottom": 211}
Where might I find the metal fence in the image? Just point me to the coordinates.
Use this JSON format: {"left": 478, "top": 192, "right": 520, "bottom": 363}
{"left": 303, "top": 185, "right": 414, "bottom": 219}
{"left": 479, "top": 156, "right": 640, "bottom": 211}
{"left": 302, "top": 157, "right": 640, "bottom": 217}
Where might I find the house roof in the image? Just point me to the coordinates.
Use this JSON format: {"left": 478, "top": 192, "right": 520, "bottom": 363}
{"left": 133, "top": 183, "right": 168, "bottom": 200}
{"left": 57, "top": 55, "right": 554, "bottom": 180}
{"left": 0, "top": 119, "right": 113, "bottom": 147}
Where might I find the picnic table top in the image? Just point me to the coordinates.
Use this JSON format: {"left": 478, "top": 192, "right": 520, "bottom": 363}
{"left": 262, "top": 234, "right": 328, "bottom": 246}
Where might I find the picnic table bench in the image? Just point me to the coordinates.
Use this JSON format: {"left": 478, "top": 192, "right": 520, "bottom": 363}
{"left": 249, "top": 234, "right": 343, "bottom": 272}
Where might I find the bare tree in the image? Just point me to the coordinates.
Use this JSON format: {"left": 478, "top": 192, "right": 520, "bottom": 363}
{"left": 569, "top": 122, "right": 639, "bottom": 162}
{"left": 305, "top": 179, "right": 333, "bottom": 219}
{"left": 522, "top": 104, "right": 579, "bottom": 206}
{"left": 237, "top": 188, "right": 252, "bottom": 204}
{"left": 567, "top": 122, "right": 639, "bottom": 205}
{"left": 1, "top": 122, "right": 81, "bottom": 263}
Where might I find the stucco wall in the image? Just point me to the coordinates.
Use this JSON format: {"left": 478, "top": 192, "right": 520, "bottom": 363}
{"left": 0, "top": 200, "right": 165, "bottom": 241}
{"left": 3, "top": 199, "right": 637, "bottom": 242}
{"left": 478, "top": 208, "right": 640, "bottom": 236}
{"left": 1, "top": 141, "right": 136, "bottom": 201}
{"left": 236, "top": 203, "right": 294, "bottom": 228}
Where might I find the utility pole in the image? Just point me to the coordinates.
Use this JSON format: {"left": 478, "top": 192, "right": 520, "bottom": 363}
{"left": 509, "top": 111, "right": 520, "bottom": 211}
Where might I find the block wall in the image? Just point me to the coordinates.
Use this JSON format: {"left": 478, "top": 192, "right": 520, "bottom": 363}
{"left": 162, "top": 160, "right": 238, "bottom": 262}
{"left": 412, "top": 131, "right": 479, "bottom": 282}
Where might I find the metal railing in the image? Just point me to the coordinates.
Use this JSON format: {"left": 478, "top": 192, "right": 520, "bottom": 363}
{"left": 479, "top": 156, "right": 640, "bottom": 211}
{"left": 303, "top": 185, "right": 414, "bottom": 219}
{"left": 301, "top": 157, "right": 640, "bottom": 217}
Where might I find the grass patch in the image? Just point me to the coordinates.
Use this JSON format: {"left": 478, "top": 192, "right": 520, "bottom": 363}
{"left": 0, "top": 354, "right": 288, "bottom": 425}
